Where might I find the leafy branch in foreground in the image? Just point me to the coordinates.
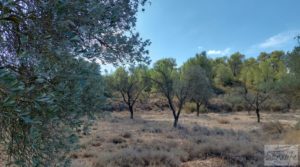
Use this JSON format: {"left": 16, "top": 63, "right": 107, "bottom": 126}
{"left": 0, "top": 0, "right": 150, "bottom": 166}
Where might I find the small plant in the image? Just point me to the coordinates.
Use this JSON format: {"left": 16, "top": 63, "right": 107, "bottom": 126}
{"left": 141, "top": 127, "right": 162, "bottom": 133}
{"left": 184, "top": 103, "right": 196, "bottom": 114}
{"left": 110, "top": 137, "right": 127, "bottom": 144}
{"left": 121, "top": 132, "right": 132, "bottom": 138}
{"left": 262, "top": 121, "right": 285, "bottom": 134}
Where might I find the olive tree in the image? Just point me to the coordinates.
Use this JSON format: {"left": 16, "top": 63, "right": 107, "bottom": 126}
{"left": 0, "top": 0, "right": 150, "bottom": 165}
{"left": 112, "top": 65, "right": 149, "bottom": 119}
{"left": 182, "top": 65, "right": 213, "bottom": 116}
{"left": 151, "top": 58, "right": 192, "bottom": 127}
{"left": 239, "top": 54, "right": 285, "bottom": 122}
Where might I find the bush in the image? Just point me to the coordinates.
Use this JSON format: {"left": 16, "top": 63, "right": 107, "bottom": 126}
{"left": 110, "top": 137, "right": 127, "bottom": 144}
{"left": 121, "top": 132, "right": 132, "bottom": 139}
{"left": 270, "top": 105, "right": 284, "bottom": 112}
{"left": 235, "top": 104, "right": 244, "bottom": 111}
{"left": 207, "top": 103, "right": 232, "bottom": 112}
{"left": 262, "top": 121, "right": 285, "bottom": 134}
{"left": 184, "top": 103, "right": 197, "bottom": 114}
{"left": 141, "top": 127, "right": 162, "bottom": 133}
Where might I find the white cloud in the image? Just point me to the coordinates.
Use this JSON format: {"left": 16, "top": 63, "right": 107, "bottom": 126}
{"left": 259, "top": 30, "right": 299, "bottom": 49}
{"left": 207, "top": 48, "right": 231, "bottom": 56}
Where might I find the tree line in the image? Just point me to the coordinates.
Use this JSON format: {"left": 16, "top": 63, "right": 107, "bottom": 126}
{"left": 108, "top": 46, "right": 300, "bottom": 126}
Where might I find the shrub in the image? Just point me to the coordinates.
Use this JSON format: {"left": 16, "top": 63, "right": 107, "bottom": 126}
{"left": 271, "top": 105, "right": 284, "bottom": 112}
{"left": 184, "top": 103, "right": 197, "bottom": 114}
{"left": 262, "top": 121, "right": 285, "bottom": 134}
{"left": 121, "top": 132, "right": 132, "bottom": 139}
{"left": 235, "top": 105, "right": 244, "bottom": 111}
{"left": 110, "top": 137, "right": 127, "bottom": 144}
{"left": 141, "top": 127, "right": 162, "bottom": 133}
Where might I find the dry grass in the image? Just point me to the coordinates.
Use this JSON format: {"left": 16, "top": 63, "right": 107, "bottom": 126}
{"left": 284, "top": 130, "right": 300, "bottom": 144}
{"left": 262, "top": 121, "right": 285, "bottom": 134}
{"left": 2, "top": 110, "right": 299, "bottom": 167}
{"left": 94, "top": 140, "right": 185, "bottom": 167}
{"left": 68, "top": 111, "right": 300, "bottom": 167}
{"left": 217, "top": 118, "right": 230, "bottom": 124}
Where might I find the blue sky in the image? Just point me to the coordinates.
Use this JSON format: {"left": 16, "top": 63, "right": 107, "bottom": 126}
{"left": 136, "top": 0, "right": 300, "bottom": 66}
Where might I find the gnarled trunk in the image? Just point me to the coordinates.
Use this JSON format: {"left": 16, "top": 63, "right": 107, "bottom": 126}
{"left": 173, "top": 116, "right": 179, "bottom": 128}
{"left": 129, "top": 105, "right": 134, "bottom": 119}
{"left": 256, "top": 108, "right": 260, "bottom": 123}
{"left": 196, "top": 102, "right": 201, "bottom": 117}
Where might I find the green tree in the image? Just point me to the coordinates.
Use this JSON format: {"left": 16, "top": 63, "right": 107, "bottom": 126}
{"left": 228, "top": 52, "right": 245, "bottom": 77}
{"left": 112, "top": 65, "right": 149, "bottom": 119}
{"left": 0, "top": 0, "right": 149, "bottom": 165}
{"left": 183, "top": 52, "right": 213, "bottom": 80}
{"left": 181, "top": 65, "right": 213, "bottom": 116}
{"left": 239, "top": 55, "right": 284, "bottom": 122}
{"left": 151, "top": 58, "right": 191, "bottom": 127}
{"left": 214, "top": 64, "right": 234, "bottom": 86}
{"left": 0, "top": 58, "right": 106, "bottom": 166}
{"left": 277, "top": 46, "right": 300, "bottom": 108}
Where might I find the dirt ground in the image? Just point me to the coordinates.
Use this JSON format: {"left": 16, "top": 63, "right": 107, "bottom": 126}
{"left": 70, "top": 110, "right": 300, "bottom": 167}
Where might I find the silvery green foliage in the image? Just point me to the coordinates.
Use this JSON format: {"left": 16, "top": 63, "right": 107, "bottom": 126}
{"left": 0, "top": 0, "right": 150, "bottom": 66}
{"left": 0, "top": 0, "right": 149, "bottom": 166}
{"left": 151, "top": 58, "right": 192, "bottom": 127}
{"left": 182, "top": 65, "right": 213, "bottom": 106}
{"left": 0, "top": 57, "right": 105, "bottom": 166}
{"left": 111, "top": 65, "right": 150, "bottom": 119}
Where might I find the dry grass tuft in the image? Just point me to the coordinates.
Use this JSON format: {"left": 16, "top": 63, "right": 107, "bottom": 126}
{"left": 121, "top": 132, "right": 132, "bottom": 138}
{"left": 262, "top": 121, "right": 285, "bottom": 134}
{"left": 110, "top": 137, "right": 127, "bottom": 144}
{"left": 217, "top": 118, "right": 230, "bottom": 124}
{"left": 141, "top": 127, "right": 162, "bottom": 133}
{"left": 82, "top": 152, "right": 95, "bottom": 158}
{"left": 70, "top": 153, "right": 79, "bottom": 159}
{"left": 91, "top": 142, "right": 101, "bottom": 147}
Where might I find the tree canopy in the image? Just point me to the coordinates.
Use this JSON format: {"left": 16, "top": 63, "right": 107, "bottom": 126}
{"left": 0, "top": 0, "right": 149, "bottom": 166}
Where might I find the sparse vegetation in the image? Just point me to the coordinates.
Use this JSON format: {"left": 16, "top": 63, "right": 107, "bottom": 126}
{"left": 68, "top": 112, "right": 287, "bottom": 167}
{"left": 1, "top": 0, "right": 300, "bottom": 166}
